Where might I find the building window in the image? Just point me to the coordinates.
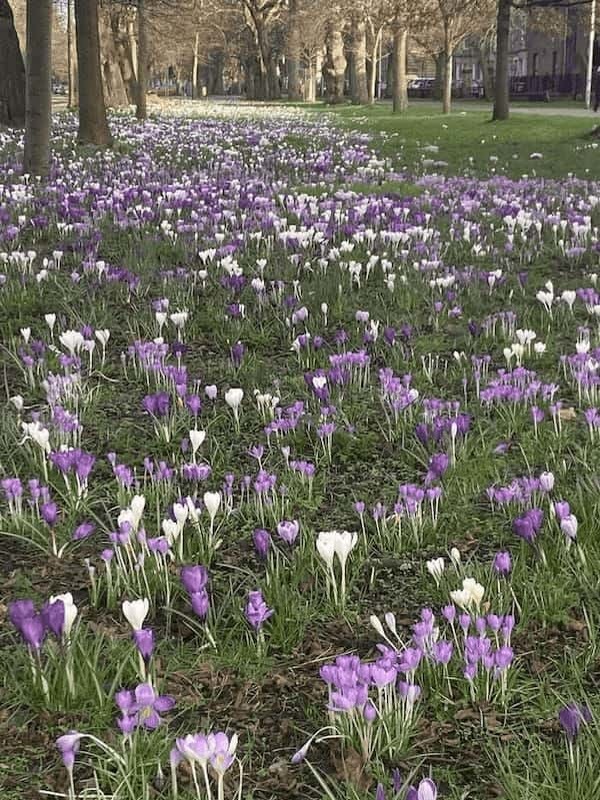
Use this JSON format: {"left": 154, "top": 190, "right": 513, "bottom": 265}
{"left": 552, "top": 51, "right": 557, "bottom": 76}
{"left": 532, "top": 53, "right": 538, "bottom": 77}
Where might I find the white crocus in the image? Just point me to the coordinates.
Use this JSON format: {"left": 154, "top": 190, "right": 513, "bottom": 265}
{"left": 21, "top": 420, "right": 51, "bottom": 454}
{"left": 202, "top": 490, "right": 220, "bottom": 539}
{"left": 426, "top": 557, "right": 445, "bottom": 586}
{"left": 45, "top": 313, "right": 57, "bottom": 335}
{"left": 50, "top": 592, "right": 78, "bottom": 639}
{"left": 20, "top": 327, "right": 31, "bottom": 344}
{"left": 450, "top": 577, "right": 485, "bottom": 611}
{"left": 122, "top": 598, "right": 149, "bottom": 631}
{"left": 316, "top": 530, "right": 358, "bottom": 606}
{"left": 129, "top": 495, "right": 146, "bottom": 530}
{"left": 10, "top": 395, "right": 24, "bottom": 412}
{"left": 189, "top": 429, "right": 206, "bottom": 459}
{"left": 59, "top": 330, "right": 85, "bottom": 356}
{"left": 561, "top": 290, "right": 576, "bottom": 311}
{"left": 225, "top": 388, "right": 244, "bottom": 429}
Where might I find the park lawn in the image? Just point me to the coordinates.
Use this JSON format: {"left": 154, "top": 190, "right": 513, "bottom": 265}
{"left": 291, "top": 100, "right": 600, "bottom": 181}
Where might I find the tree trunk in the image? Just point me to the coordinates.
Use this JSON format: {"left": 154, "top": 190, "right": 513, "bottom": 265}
{"left": 23, "top": 0, "right": 52, "bottom": 176}
{"left": 99, "top": 11, "right": 128, "bottom": 107}
{"left": 0, "top": 0, "right": 26, "bottom": 127}
{"left": 287, "top": 0, "right": 302, "bottom": 100}
{"left": 192, "top": 31, "right": 199, "bottom": 98}
{"left": 267, "top": 57, "right": 280, "bottom": 99}
{"left": 368, "top": 31, "right": 380, "bottom": 104}
{"left": 349, "top": 16, "right": 369, "bottom": 105}
{"left": 492, "top": 0, "right": 511, "bottom": 120}
{"left": 114, "top": 26, "right": 137, "bottom": 104}
{"left": 323, "top": 16, "right": 346, "bottom": 104}
{"left": 442, "top": 47, "right": 453, "bottom": 114}
{"left": 136, "top": 0, "right": 148, "bottom": 119}
{"left": 67, "top": 0, "right": 79, "bottom": 109}
{"left": 392, "top": 26, "right": 408, "bottom": 113}
{"left": 433, "top": 53, "right": 443, "bottom": 100}
{"left": 479, "top": 41, "right": 492, "bottom": 100}
{"left": 75, "top": 0, "right": 112, "bottom": 146}
{"left": 213, "top": 51, "right": 225, "bottom": 95}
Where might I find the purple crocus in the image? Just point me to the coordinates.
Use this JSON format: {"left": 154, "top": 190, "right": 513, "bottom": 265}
{"left": 180, "top": 565, "right": 209, "bottom": 595}
{"left": 558, "top": 703, "right": 592, "bottom": 742}
{"left": 56, "top": 731, "right": 82, "bottom": 771}
{"left": 406, "top": 778, "right": 437, "bottom": 800}
{"left": 253, "top": 529, "right": 271, "bottom": 560}
{"left": 276, "top": 519, "right": 299, "bottom": 545}
{"left": 244, "top": 590, "right": 274, "bottom": 630}
{"left": 493, "top": 551, "right": 512, "bottom": 575}
{"left": 133, "top": 628, "right": 155, "bottom": 662}
{"left": 116, "top": 683, "right": 175, "bottom": 732}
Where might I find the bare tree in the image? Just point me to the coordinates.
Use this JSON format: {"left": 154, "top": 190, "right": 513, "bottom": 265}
{"left": 0, "top": 0, "right": 25, "bottom": 127}
{"left": 23, "top": 0, "right": 52, "bottom": 176}
{"left": 493, "top": 0, "right": 594, "bottom": 121}
{"left": 76, "top": 0, "right": 112, "bottom": 145}
{"left": 323, "top": 7, "right": 346, "bottom": 103}
{"left": 434, "top": 0, "right": 495, "bottom": 113}
{"left": 136, "top": 0, "right": 149, "bottom": 117}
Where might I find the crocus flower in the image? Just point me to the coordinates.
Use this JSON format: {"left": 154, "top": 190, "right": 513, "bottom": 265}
{"left": 276, "top": 519, "right": 299, "bottom": 545}
{"left": 558, "top": 703, "right": 591, "bottom": 741}
{"left": 253, "top": 529, "right": 271, "bottom": 560}
{"left": 244, "top": 590, "right": 274, "bottom": 630}
{"left": 493, "top": 551, "right": 512, "bottom": 575}
{"left": 407, "top": 778, "right": 437, "bottom": 800}
{"left": 117, "top": 683, "right": 175, "bottom": 731}
{"left": 122, "top": 598, "right": 149, "bottom": 631}
{"left": 180, "top": 565, "right": 209, "bottom": 594}
{"left": 56, "top": 731, "right": 82, "bottom": 770}
{"left": 133, "top": 628, "right": 155, "bottom": 662}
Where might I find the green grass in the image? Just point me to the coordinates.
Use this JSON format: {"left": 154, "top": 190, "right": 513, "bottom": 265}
{"left": 293, "top": 100, "right": 600, "bottom": 180}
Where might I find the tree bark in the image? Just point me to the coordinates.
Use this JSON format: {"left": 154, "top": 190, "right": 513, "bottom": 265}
{"left": 323, "top": 15, "right": 346, "bottom": 104}
{"left": 368, "top": 30, "right": 381, "bottom": 104}
{"left": 192, "top": 31, "right": 199, "bottom": 99}
{"left": 67, "top": 0, "right": 79, "bottom": 108}
{"left": 136, "top": 0, "right": 148, "bottom": 119}
{"left": 392, "top": 26, "right": 408, "bottom": 113}
{"left": 99, "top": 11, "right": 128, "bottom": 107}
{"left": 349, "top": 16, "right": 369, "bottom": 105}
{"left": 114, "top": 19, "right": 137, "bottom": 104}
{"left": 0, "top": 0, "right": 26, "bottom": 127}
{"left": 479, "top": 40, "right": 492, "bottom": 100}
{"left": 492, "top": 0, "right": 511, "bottom": 120}
{"left": 23, "top": 0, "right": 52, "bottom": 176}
{"left": 433, "top": 53, "right": 443, "bottom": 100}
{"left": 75, "top": 0, "right": 112, "bottom": 146}
{"left": 442, "top": 34, "right": 453, "bottom": 114}
{"left": 287, "top": 0, "right": 302, "bottom": 100}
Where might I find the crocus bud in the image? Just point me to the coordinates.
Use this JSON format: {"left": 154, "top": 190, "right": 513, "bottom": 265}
{"left": 189, "top": 429, "right": 206, "bottom": 454}
{"left": 316, "top": 531, "right": 336, "bottom": 568}
{"left": 539, "top": 471, "right": 555, "bottom": 492}
{"left": 133, "top": 628, "right": 154, "bottom": 662}
{"left": 180, "top": 565, "right": 209, "bottom": 595}
{"left": 203, "top": 491, "right": 221, "bottom": 522}
{"left": 56, "top": 732, "right": 82, "bottom": 771}
{"left": 225, "top": 387, "right": 244, "bottom": 410}
{"left": 493, "top": 551, "right": 512, "bottom": 575}
{"left": 122, "top": 598, "right": 149, "bottom": 631}
{"left": 560, "top": 514, "right": 578, "bottom": 542}
{"left": 253, "top": 529, "right": 271, "bottom": 560}
{"left": 49, "top": 592, "right": 78, "bottom": 639}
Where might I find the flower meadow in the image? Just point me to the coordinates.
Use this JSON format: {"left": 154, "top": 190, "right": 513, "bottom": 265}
{"left": 1, "top": 103, "right": 600, "bottom": 800}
